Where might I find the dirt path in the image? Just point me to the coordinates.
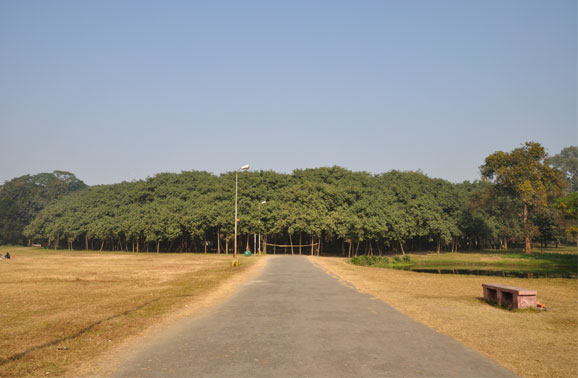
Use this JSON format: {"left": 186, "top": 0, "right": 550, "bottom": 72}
{"left": 112, "top": 256, "right": 516, "bottom": 377}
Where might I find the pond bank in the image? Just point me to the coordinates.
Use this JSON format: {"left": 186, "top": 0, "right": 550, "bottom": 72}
{"left": 350, "top": 251, "right": 578, "bottom": 278}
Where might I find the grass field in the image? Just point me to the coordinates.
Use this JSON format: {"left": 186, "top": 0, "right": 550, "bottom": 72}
{"left": 0, "top": 246, "right": 259, "bottom": 378}
{"left": 313, "top": 254, "right": 578, "bottom": 378}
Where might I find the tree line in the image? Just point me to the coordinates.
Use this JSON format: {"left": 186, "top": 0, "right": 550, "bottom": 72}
{"left": 0, "top": 171, "right": 87, "bottom": 244}
{"left": 2, "top": 143, "right": 577, "bottom": 255}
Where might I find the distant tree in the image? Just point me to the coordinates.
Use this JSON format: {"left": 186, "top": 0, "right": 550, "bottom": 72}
{"left": 480, "top": 142, "right": 566, "bottom": 253}
{"left": 0, "top": 171, "right": 87, "bottom": 244}
{"left": 557, "top": 192, "right": 578, "bottom": 250}
{"left": 548, "top": 146, "right": 578, "bottom": 191}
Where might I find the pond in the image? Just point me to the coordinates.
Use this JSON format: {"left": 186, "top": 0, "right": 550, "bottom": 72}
{"left": 391, "top": 266, "right": 577, "bottom": 279}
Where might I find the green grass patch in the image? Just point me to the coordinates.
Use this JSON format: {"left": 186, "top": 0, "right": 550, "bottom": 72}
{"left": 349, "top": 250, "right": 577, "bottom": 277}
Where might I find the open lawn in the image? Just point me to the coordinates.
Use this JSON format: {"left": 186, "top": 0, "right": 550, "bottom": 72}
{"left": 0, "top": 246, "right": 259, "bottom": 378}
{"left": 313, "top": 255, "right": 578, "bottom": 378}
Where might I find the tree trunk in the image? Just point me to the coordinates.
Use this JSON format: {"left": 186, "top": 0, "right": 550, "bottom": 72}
{"left": 217, "top": 228, "right": 221, "bottom": 254}
{"left": 289, "top": 232, "right": 294, "bottom": 255}
{"left": 523, "top": 202, "right": 531, "bottom": 254}
{"left": 399, "top": 239, "right": 405, "bottom": 255}
{"left": 348, "top": 240, "right": 352, "bottom": 258}
{"left": 311, "top": 235, "right": 314, "bottom": 256}
{"left": 100, "top": 240, "right": 104, "bottom": 252}
{"left": 225, "top": 234, "right": 229, "bottom": 255}
{"left": 437, "top": 236, "right": 441, "bottom": 254}
{"left": 299, "top": 232, "right": 302, "bottom": 255}
{"left": 157, "top": 240, "right": 160, "bottom": 253}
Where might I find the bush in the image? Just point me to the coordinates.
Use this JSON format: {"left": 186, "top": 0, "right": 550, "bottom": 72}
{"left": 350, "top": 255, "right": 393, "bottom": 266}
{"left": 360, "top": 255, "right": 373, "bottom": 265}
{"left": 377, "top": 256, "right": 390, "bottom": 265}
{"left": 402, "top": 255, "right": 411, "bottom": 263}
{"left": 392, "top": 255, "right": 402, "bottom": 264}
{"left": 350, "top": 256, "right": 370, "bottom": 266}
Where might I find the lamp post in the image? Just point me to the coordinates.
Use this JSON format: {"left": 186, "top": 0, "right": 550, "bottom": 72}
{"left": 258, "top": 200, "right": 266, "bottom": 254}
{"left": 233, "top": 164, "right": 250, "bottom": 266}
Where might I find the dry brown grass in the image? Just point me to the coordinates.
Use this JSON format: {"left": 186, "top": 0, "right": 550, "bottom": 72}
{"left": 0, "top": 246, "right": 260, "bottom": 377}
{"left": 312, "top": 256, "right": 578, "bottom": 378}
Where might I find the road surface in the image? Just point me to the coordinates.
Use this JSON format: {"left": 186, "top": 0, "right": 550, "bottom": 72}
{"left": 114, "top": 256, "right": 516, "bottom": 377}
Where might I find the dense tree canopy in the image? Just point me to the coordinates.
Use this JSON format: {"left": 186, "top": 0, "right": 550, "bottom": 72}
{"left": 25, "top": 168, "right": 473, "bottom": 254}
{"left": 480, "top": 142, "right": 567, "bottom": 253}
{"left": 548, "top": 146, "right": 578, "bottom": 191}
{"left": 7, "top": 143, "right": 575, "bottom": 255}
{"left": 0, "top": 171, "right": 87, "bottom": 244}
{"left": 557, "top": 192, "right": 578, "bottom": 249}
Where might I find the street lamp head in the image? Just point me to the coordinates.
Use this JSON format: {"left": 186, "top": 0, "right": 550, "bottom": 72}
{"left": 239, "top": 164, "right": 250, "bottom": 171}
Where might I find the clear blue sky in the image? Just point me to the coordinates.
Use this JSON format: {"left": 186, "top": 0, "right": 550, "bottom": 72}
{"left": 1, "top": 0, "right": 576, "bottom": 185}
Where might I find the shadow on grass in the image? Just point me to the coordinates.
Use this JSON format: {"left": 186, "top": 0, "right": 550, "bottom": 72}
{"left": 0, "top": 298, "right": 160, "bottom": 366}
{"left": 476, "top": 297, "right": 542, "bottom": 313}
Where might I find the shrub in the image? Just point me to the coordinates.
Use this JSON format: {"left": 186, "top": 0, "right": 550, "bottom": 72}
{"left": 359, "top": 255, "right": 373, "bottom": 265}
{"left": 377, "top": 256, "right": 390, "bottom": 265}
{"left": 350, "top": 256, "right": 373, "bottom": 266}
{"left": 350, "top": 255, "right": 393, "bottom": 267}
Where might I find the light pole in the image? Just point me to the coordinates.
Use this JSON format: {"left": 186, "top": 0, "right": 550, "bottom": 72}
{"left": 258, "top": 200, "right": 266, "bottom": 254}
{"left": 233, "top": 164, "right": 250, "bottom": 266}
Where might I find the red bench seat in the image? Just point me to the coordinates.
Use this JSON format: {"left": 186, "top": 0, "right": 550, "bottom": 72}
{"left": 482, "top": 283, "right": 537, "bottom": 309}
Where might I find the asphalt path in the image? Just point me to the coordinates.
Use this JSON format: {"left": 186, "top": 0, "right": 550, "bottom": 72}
{"left": 114, "top": 256, "right": 516, "bottom": 377}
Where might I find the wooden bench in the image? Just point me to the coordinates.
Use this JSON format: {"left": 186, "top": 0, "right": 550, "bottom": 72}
{"left": 482, "top": 283, "right": 537, "bottom": 309}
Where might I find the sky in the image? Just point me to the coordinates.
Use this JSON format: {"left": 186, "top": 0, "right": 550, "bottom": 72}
{"left": 1, "top": 0, "right": 576, "bottom": 186}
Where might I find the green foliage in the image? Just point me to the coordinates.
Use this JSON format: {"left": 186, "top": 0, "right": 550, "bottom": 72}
{"left": 557, "top": 192, "right": 578, "bottom": 219}
{"left": 16, "top": 150, "right": 575, "bottom": 253}
{"left": 480, "top": 142, "right": 565, "bottom": 208}
{"left": 350, "top": 255, "right": 391, "bottom": 267}
{"left": 0, "top": 171, "right": 87, "bottom": 244}
{"left": 480, "top": 142, "right": 567, "bottom": 253}
{"left": 556, "top": 192, "right": 578, "bottom": 242}
{"left": 548, "top": 146, "right": 578, "bottom": 191}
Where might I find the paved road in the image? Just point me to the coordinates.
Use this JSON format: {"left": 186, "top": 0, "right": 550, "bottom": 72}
{"left": 114, "top": 256, "right": 516, "bottom": 377}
